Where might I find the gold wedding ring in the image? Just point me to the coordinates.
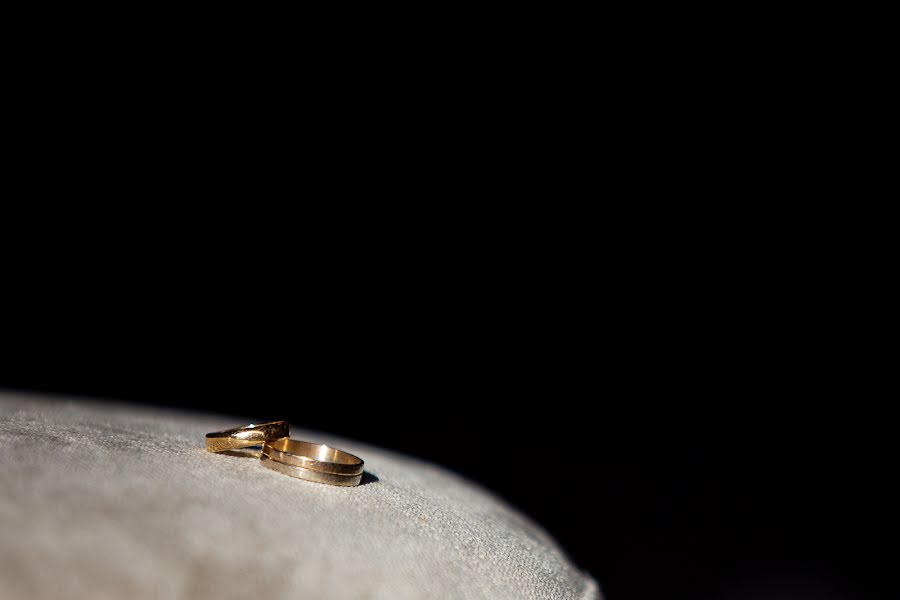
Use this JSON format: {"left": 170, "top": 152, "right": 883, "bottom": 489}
{"left": 260, "top": 438, "right": 364, "bottom": 486}
{"left": 260, "top": 454, "right": 363, "bottom": 486}
{"left": 205, "top": 422, "right": 366, "bottom": 487}
{"left": 205, "top": 421, "right": 289, "bottom": 453}
{"left": 262, "top": 438, "right": 364, "bottom": 475}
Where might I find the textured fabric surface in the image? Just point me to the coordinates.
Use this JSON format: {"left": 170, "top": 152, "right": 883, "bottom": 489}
{"left": 0, "top": 392, "right": 600, "bottom": 600}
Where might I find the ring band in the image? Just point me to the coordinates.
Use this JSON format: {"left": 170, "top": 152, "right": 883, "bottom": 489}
{"left": 260, "top": 453, "right": 363, "bottom": 486}
{"left": 205, "top": 421, "right": 289, "bottom": 453}
{"left": 261, "top": 438, "right": 364, "bottom": 476}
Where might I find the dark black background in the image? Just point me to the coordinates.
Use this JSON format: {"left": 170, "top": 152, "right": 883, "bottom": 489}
{"left": 1, "top": 228, "right": 892, "bottom": 600}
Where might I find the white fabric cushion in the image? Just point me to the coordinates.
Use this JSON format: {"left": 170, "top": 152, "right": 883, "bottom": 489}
{"left": 0, "top": 392, "right": 600, "bottom": 600}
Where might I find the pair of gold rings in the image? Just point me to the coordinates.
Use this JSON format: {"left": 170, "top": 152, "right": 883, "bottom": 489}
{"left": 205, "top": 421, "right": 364, "bottom": 487}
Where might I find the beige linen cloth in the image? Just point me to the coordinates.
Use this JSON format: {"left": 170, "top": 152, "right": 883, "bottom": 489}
{"left": 0, "top": 391, "right": 600, "bottom": 600}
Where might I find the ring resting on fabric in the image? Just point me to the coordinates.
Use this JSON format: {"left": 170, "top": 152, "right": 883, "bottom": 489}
{"left": 260, "top": 453, "right": 363, "bottom": 486}
{"left": 261, "top": 438, "right": 364, "bottom": 476}
{"left": 205, "top": 421, "right": 290, "bottom": 453}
